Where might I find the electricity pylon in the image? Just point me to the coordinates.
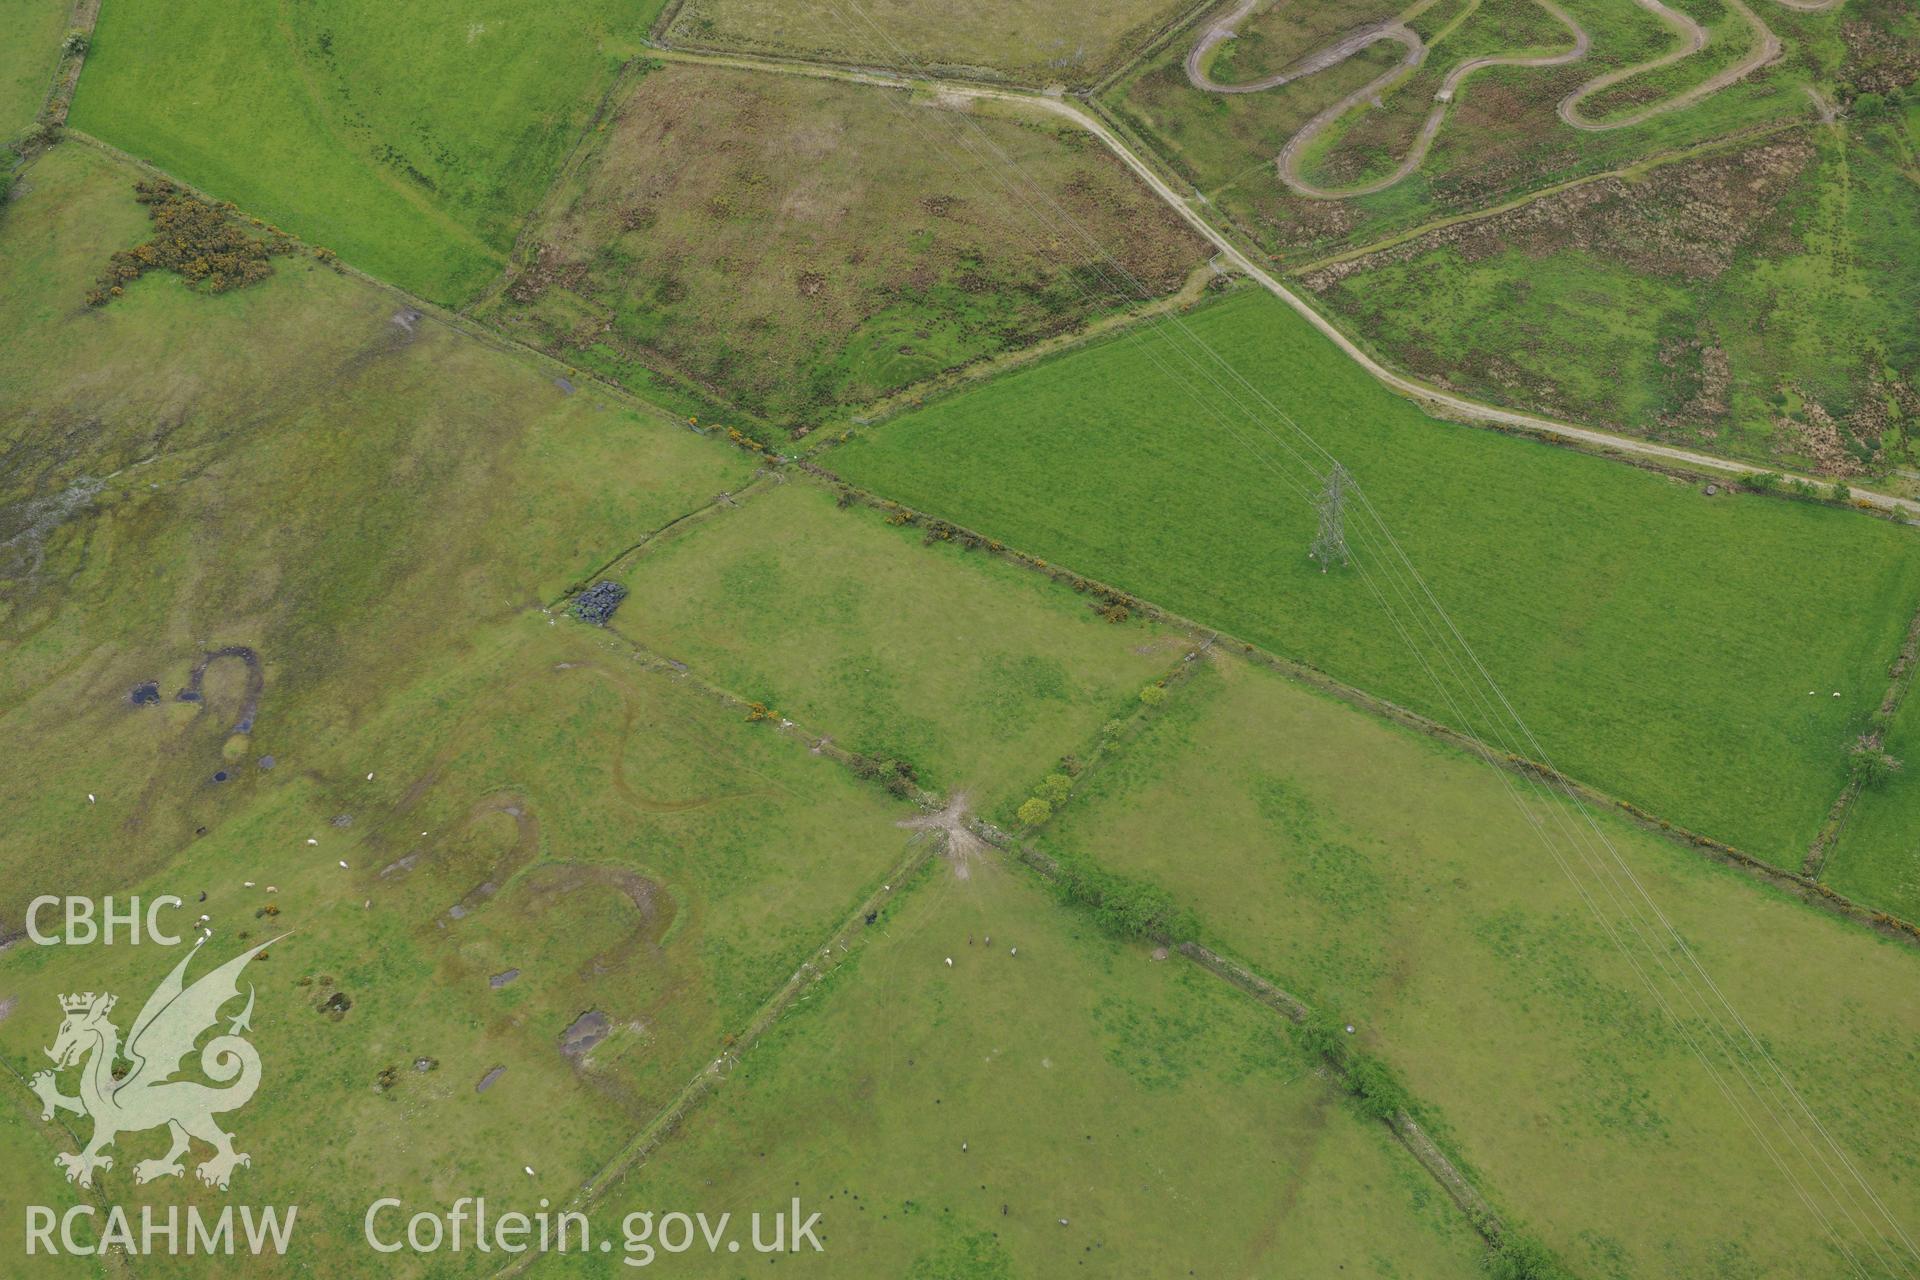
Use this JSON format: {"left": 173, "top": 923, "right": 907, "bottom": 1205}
{"left": 1309, "top": 463, "right": 1351, "bottom": 572}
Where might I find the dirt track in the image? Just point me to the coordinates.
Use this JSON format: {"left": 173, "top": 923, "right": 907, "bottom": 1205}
{"left": 1188, "top": 0, "right": 1794, "bottom": 194}
{"left": 1267, "top": 3, "right": 1589, "bottom": 199}
{"left": 638, "top": 43, "right": 1920, "bottom": 519}
{"left": 1558, "top": 0, "right": 1781, "bottom": 132}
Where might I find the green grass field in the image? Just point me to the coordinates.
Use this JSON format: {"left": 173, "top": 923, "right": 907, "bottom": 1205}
{"left": 662, "top": 0, "right": 1194, "bottom": 86}
{"left": 0, "top": 617, "right": 920, "bottom": 1279}
{"left": 830, "top": 288, "right": 1920, "bottom": 862}
{"left": 1033, "top": 650, "right": 1920, "bottom": 1277}
{"left": 0, "top": 142, "right": 753, "bottom": 911}
{"left": 1826, "top": 683, "right": 1920, "bottom": 918}
{"left": 0, "top": 0, "right": 67, "bottom": 135}
{"left": 478, "top": 63, "right": 1205, "bottom": 432}
{"left": 545, "top": 854, "right": 1489, "bottom": 1278}
{"left": 7, "top": 2, "right": 1920, "bottom": 1271}
{"left": 0, "top": 1088, "right": 102, "bottom": 1279}
{"left": 608, "top": 477, "right": 1186, "bottom": 817}
{"left": 66, "top": 0, "right": 669, "bottom": 302}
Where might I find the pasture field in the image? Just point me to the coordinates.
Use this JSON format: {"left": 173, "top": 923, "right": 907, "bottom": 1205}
{"left": 0, "top": 0, "right": 67, "bottom": 135}
{"left": 0, "top": 1089, "right": 101, "bottom": 1279}
{"left": 0, "top": 142, "right": 753, "bottom": 911}
{"left": 605, "top": 477, "right": 1185, "bottom": 817}
{"left": 659, "top": 0, "right": 1196, "bottom": 87}
{"left": 0, "top": 617, "right": 920, "bottom": 1279}
{"left": 830, "top": 287, "right": 1920, "bottom": 863}
{"left": 1826, "top": 684, "right": 1920, "bottom": 919}
{"left": 1032, "top": 650, "right": 1920, "bottom": 1278}
{"left": 478, "top": 63, "right": 1205, "bottom": 433}
{"left": 1102, "top": 0, "right": 1816, "bottom": 264}
{"left": 66, "top": 0, "right": 670, "bottom": 303}
{"left": 545, "top": 854, "right": 1488, "bottom": 1279}
{"left": 1304, "top": 117, "right": 1920, "bottom": 475}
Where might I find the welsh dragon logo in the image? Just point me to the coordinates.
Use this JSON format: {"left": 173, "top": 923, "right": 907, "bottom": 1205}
{"left": 30, "top": 937, "right": 283, "bottom": 1191}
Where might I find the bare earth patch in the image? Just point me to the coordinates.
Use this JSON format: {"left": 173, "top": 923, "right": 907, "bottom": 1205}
{"left": 900, "top": 793, "right": 986, "bottom": 879}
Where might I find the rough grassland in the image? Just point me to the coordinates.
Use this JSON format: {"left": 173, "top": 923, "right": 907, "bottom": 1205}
{"left": 1826, "top": 682, "right": 1920, "bottom": 919}
{"left": 609, "top": 478, "right": 1183, "bottom": 816}
{"left": 0, "top": 0, "right": 68, "bottom": 134}
{"left": 1037, "top": 652, "right": 1920, "bottom": 1277}
{"left": 0, "top": 1088, "right": 101, "bottom": 1279}
{"left": 479, "top": 63, "right": 1206, "bottom": 431}
{"left": 547, "top": 857, "right": 1487, "bottom": 1278}
{"left": 67, "top": 0, "right": 669, "bottom": 302}
{"left": 1103, "top": 0, "right": 1814, "bottom": 264}
{"left": 0, "top": 618, "right": 917, "bottom": 1280}
{"left": 1305, "top": 121, "right": 1920, "bottom": 476}
{"left": 662, "top": 0, "right": 1195, "bottom": 87}
{"left": 831, "top": 288, "right": 1920, "bottom": 862}
{"left": 0, "top": 143, "right": 752, "bottom": 913}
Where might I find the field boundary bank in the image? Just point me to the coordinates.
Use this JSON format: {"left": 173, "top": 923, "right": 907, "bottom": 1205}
{"left": 533, "top": 520, "right": 1530, "bottom": 1265}
{"left": 646, "top": 0, "right": 1218, "bottom": 96}
{"left": 630, "top": 41, "right": 1918, "bottom": 515}
{"left": 42, "top": 132, "right": 798, "bottom": 475}
{"left": 967, "top": 813, "right": 1518, "bottom": 1253}
{"left": 468, "top": 48, "right": 670, "bottom": 321}
{"left": 49, "top": 43, "right": 1911, "bottom": 515}
{"left": 544, "top": 470, "right": 785, "bottom": 611}
{"left": 0, "top": 1059, "right": 136, "bottom": 1278}
{"left": 1181, "top": 939, "right": 1497, "bottom": 1229}
{"left": 1285, "top": 116, "right": 1813, "bottom": 276}
{"left": 799, "top": 463, "right": 1920, "bottom": 950}
{"left": 35, "top": 0, "right": 100, "bottom": 129}
{"left": 499, "top": 835, "right": 942, "bottom": 1279}
{"left": 1091, "top": 0, "right": 1227, "bottom": 98}
{"left": 1805, "top": 601, "right": 1920, "bottom": 879}
{"left": 493, "top": 618, "right": 951, "bottom": 1278}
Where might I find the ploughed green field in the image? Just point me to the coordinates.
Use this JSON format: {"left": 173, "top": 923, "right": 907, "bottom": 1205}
{"left": 66, "top": 0, "right": 669, "bottom": 303}
{"left": 1033, "top": 650, "right": 1920, "bottom": 1277}
{"left": 607, "top": 477, "right": 1186, "bottom": 817}
{"left": 0, "top": 617, "right": 919, "bottom": 1280}
{"left": 478, "top": 62, "right": 1204, "bottom": 432}
{"left": 0, "top": 142, "right": 753, "bottom": 912}
{"left": 831, "top": 287, "right": 1920, "bottom": 863}
{"left": 662, "top": 0, "right": 1193, "bottom": 86}
{"left": 0, "top": 0, "right": 67, "bottom": 134}
{"left": 545, "top": 854, "right": 1488, "bottom": 1279}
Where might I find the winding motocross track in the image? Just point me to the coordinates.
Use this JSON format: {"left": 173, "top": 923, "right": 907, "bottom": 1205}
{"left": 1558, "top": 0, "right": 1780, "bottom": 132}
{"left": 1275, "top": 4, "right": 1588, "bottom": 198}
{"left": 1191, "top": 0, "right": 1798, "bottom": 195}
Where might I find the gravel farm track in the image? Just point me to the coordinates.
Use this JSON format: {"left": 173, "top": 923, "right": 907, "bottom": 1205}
{"left": 639, "top": 42, "right": 1920, "bottom": 518}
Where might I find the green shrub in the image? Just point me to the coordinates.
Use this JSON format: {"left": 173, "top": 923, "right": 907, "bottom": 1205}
{"left": 1050, "top": 857, "right": 1194, "bottom": 941}
{"left": 1139, "top": 684, "right": 1168, "bottom": 706}
{"left": 1016, "top": 797, "right": 1053, "bottom": 826}
{"left": 1485, "top": 1232, "right": 1573, "bottom": 1280}
{"left": 87, "top": 179, "right": 294, "bottom": 306}
{"left": 1852, "top": 743, "right": 1904, "bottom": 789}
{"left": 1345, "top": 1053, "right": 1411, "bottom": 1121}
{"left": 1036, "top": 773, "right": 1073, "bottom": 805}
